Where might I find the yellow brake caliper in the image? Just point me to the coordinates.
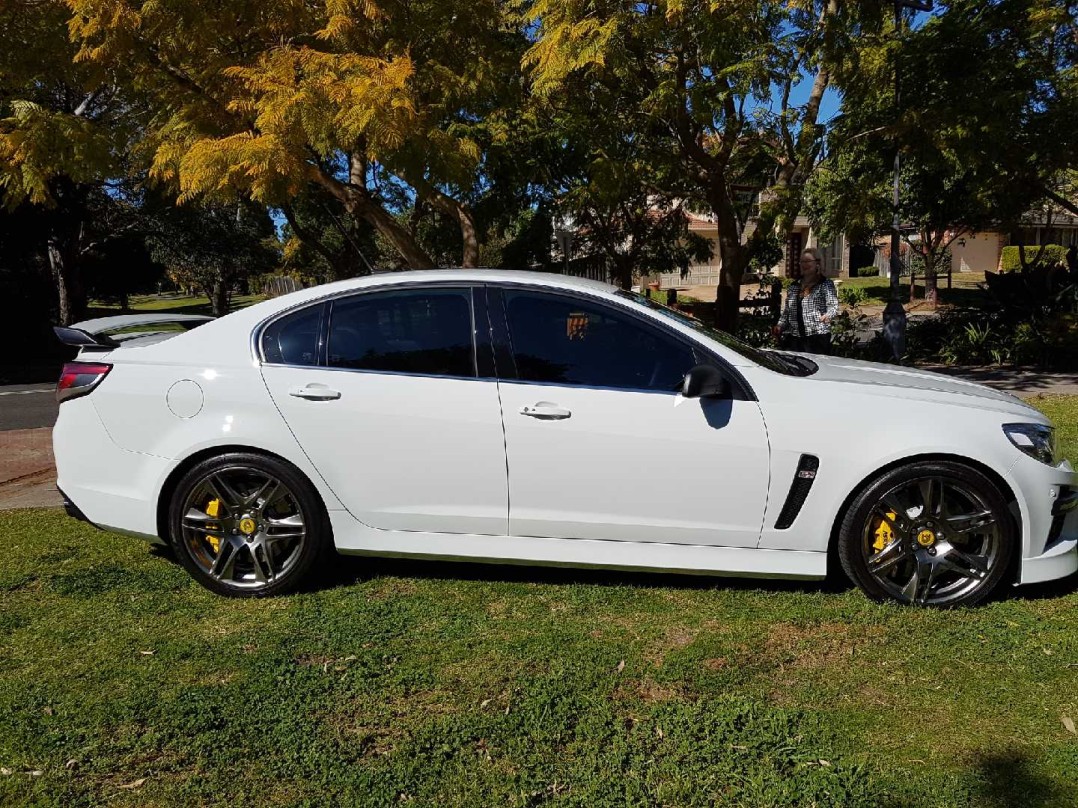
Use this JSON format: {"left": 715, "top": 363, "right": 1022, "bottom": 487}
{"left": 205, "top": 498, "right": 222, "bottom": 554}
{"left": 873, "top": 512, "right": 897, "bottom": 552}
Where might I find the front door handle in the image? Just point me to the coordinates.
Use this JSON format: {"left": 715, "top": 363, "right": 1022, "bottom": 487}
{"left": 520, "top": 402, "right": 571, "bottom": 420}
{"left": 288, "top": 384, "right": 341, "bottom": 401}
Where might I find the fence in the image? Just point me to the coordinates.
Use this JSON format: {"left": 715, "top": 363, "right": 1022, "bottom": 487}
{"left": 554, "top": 256, "right": 614, "bottom": 284}
{"left": 657, "top": 267, "right": 721, "bottom": 289}
{"left": 261, "top": 275, "right": 305, "bottom": 298}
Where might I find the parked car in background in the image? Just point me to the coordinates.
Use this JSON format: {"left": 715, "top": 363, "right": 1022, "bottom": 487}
{"left": 53, "top": 270, "right": 1077, "bottom": 606}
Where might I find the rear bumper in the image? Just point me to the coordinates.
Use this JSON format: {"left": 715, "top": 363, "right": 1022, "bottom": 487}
{"left": 53, "top": 397, "right": 171, "bottom": 545}
{"left": 57, "top": 484, "right": 97, "bottom": 527}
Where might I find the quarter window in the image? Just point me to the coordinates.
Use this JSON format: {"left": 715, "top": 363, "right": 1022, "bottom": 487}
{"left": 502, "top": 290, "right": 696, "bottom": 391}
{"left": 261, "top": 304, "right": 323, "bottom": 366}
{"left": 328, "top": 288, "right": 476, "bottom": 377}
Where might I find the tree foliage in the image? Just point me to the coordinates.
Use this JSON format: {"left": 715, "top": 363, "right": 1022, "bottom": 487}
{"left": 66, "top": 0, "right": 531, "bottom": 269}
{"left": 524, "top": 0, "right": 854, "bottom": 328}
{"left": 807, "top": 0, "right": 1078, "bottom": 307}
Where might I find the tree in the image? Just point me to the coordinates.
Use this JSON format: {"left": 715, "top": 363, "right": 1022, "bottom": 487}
{"left": 524, "top": 0, "right": 853, "bottom": 329}
{"left": 808, "top": 0, "right": 1078, "bottom": 307}
{"left": 280, "top": 187, "right": 381, "bottom": 283}
{"left": 0, "top": 0, "right": 130, "bottom": 324}
{"left": 147, "top": 200, "right": 279, "bottom": 316}
{"left": 66, "top": 0, "right": 532, "bottom": 270}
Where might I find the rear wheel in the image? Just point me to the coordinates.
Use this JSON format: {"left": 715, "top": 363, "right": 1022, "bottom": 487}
{"left": 838, "top": 461, "right": 1015, "bottom": 607}
{"left": 167, "top": 452, "right": 331, "bottom": 597}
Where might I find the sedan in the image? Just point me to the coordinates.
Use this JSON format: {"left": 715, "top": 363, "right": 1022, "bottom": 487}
{"left": 53, "top": 270, "right": 1078, "bottom": 606}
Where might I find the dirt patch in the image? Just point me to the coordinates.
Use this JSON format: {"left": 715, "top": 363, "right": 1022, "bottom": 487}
{"left": 760, "top": 621, "right": 887, "bottom": 672}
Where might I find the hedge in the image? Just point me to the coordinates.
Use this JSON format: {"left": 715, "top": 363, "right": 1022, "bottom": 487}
{"left": 1000, "top": 244, "right": 1068, "bottom": 272}
{"left": 856, "top": 266, "right": 879, "bottom": 277}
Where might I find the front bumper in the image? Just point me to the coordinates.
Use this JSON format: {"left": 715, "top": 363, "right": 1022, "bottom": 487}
{"left": 1011, "top": 458, "right": 1078, "bottom": 585}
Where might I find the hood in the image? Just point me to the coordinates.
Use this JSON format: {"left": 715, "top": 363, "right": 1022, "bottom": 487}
{"left": 798, "top": 354, "right": 1045, "bottom": 420}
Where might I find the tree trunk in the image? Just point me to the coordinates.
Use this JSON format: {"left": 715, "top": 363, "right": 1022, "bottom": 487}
{"left": 711, "top": 183, "right": 749, "bottom": 332}
{"left": 612, "top": 256, "right": 633, "bottom": 290}
{"left": 48, "top": 228, "right": 86, "bottom": 326}
{"left": 312, "top": 165, "right": 435, "bottom": 270}
{"left": 423, "top": 185, "right": 479, "bottom": 267}
{"left": 209, "top": 277, "right": 230, "bottom": 317}
{"left": 924, "top": 252, "right": 939, "bottom": 309}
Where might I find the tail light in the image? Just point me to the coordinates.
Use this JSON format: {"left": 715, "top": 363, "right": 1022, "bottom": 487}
{"left": 57, "top": 362, "right": 112, "bottom": 403}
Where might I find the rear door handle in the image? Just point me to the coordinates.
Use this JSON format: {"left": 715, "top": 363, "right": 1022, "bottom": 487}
{"left": 288, "top": 384, "right": 341, "bottom": 401}
{"left": 520, "top": 402, "right": 571, "bottom": 420}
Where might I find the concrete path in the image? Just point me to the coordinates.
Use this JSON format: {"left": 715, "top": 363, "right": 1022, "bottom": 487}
{"left": 921, "top": 366, "right": 1078, "bottom": 397}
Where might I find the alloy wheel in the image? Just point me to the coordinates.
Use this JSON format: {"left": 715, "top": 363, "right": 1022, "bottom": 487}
{"left": 179, "top": 467, "right": 308, "bottom": 591}
{"left": 861, "top": 475, "right": 1002, "bottom": 606}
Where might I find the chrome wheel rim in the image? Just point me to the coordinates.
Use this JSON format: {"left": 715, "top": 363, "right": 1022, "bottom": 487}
{"left": 861, "top": 476, "right": 1001, "bottom": 606}
{"left": 180, "top": 467, "right": 307, "bottom": 590}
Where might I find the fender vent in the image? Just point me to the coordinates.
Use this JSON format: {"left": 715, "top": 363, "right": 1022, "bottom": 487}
{"left": 774, "top": 455, "right": 820, "bottom": 530}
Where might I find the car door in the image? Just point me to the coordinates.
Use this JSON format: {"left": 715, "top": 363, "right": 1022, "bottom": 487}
{"left": 493, "top": 286, "right": 770, "bottom": 548}
{"left": 259, "top": 285, "right": 509, "bottom": 536}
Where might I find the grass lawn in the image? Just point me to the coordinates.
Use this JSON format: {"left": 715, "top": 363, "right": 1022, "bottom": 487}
{"left": 2, "top": 399, "right": 1077, "bottom": 806}
{"left": 840, "top": 272, "right": 989, "bottom": 309}
{"left": 87, "top": 293, "right": 266, "bottom": 319}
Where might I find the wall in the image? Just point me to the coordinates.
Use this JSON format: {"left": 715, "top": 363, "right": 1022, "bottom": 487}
{"left": 951, "top": 232, "right": 1001, "bottom": 273}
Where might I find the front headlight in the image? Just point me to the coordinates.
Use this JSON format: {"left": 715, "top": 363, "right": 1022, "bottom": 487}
{"left": 1003, "top": 423, "right": 1057, "bottom": 465}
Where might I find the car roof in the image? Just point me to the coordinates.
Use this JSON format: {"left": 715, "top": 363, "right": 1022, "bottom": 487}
{"left": 263, "top": 268, "right": 618, "bottom": 309}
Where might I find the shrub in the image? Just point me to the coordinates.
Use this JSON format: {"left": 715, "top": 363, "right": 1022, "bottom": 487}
{"left": 838, "top": 286, "right": 868, "bottom": 307}
{"left": 909, "top": 249, "right": 952, "bottom": 277}
{"left": 856, "top": 266, "right": 879, "bottom": 277}
{"left": 999, "top": 244, "right": 1068, "bottom": 272}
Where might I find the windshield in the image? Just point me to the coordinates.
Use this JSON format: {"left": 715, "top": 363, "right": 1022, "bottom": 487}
{"left": 615, "top": 290, "right": 816, "bottom": 377}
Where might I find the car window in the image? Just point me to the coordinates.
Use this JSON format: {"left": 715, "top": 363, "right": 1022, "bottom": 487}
{"left": 261, "top": 304, "right": 323, "bottom": 366}
{"left": 328, "top": 288, "right": 476, "bottom": 377}
{"left": 502, "top": 290, "right": 696, "bottom": 392}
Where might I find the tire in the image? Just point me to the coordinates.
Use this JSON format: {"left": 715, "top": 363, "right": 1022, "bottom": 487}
{"left": 167, "top": 452, "right": 332, "bottom": 597}
{"left": 837, "top": 461, "right": 1015, "bottom": 607}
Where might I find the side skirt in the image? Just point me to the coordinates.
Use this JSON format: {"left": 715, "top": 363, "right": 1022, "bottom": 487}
{"left": 330, "top": 513, "right": 827, "bottom": 580}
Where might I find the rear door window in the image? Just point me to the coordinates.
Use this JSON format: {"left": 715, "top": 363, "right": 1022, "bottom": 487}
{"left": 328, "top": 288, "right": 476, "bottom": 378}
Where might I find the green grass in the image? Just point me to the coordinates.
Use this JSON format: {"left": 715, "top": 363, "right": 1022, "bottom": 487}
{"left": 2, "top": 399, "right": 1078, "bottom": 806}
{"left": 88, "top": 293, "right": 265, "bottom": 318}
{"left": 841, "top": 272, "right": 989, "bottom": 308}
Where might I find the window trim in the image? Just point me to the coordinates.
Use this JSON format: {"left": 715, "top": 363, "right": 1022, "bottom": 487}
{"left": 491, "top": 283, "right": 755, "bottom": 400}
{"left": 254, "top": 282, "right": 493, "bottom": 383}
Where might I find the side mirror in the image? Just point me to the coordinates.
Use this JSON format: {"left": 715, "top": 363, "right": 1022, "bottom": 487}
{"left": 681, "top": 364, "right": 731, "bottom": 399}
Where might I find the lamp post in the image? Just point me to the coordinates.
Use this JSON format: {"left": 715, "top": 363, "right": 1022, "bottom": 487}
{"left": 882, "top": 0, "right": 933, "bottom": 362}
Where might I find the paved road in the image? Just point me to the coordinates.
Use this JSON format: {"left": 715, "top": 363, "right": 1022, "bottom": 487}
{"left": 0, "top": 385, "right": 58, "bottom": 431}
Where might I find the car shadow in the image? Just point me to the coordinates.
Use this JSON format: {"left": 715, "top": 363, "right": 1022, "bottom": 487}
{"left": 1000, "top": 569, "right": 1078, "bottom": 602}
{"left": 317, "top": 552, "right": 842, "bottom": 597}
{"left": 967, "top": 749, "right": 1071, "bottom": 808}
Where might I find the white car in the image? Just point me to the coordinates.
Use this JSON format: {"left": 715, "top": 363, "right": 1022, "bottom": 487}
{"left": 52, "top": 270, "right": 1077, "bottom": 606}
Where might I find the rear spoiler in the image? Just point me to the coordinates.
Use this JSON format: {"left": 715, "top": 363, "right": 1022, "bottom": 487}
{"left": 54, "top": 313, "right": 214, "bottom": 349}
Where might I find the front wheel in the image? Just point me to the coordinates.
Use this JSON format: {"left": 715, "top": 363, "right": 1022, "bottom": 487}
{"left": 167, "top": 452, "right": 331, "bottom": 597}
{"left": 838, "top": 461, "right": 1015, "bottom": 607}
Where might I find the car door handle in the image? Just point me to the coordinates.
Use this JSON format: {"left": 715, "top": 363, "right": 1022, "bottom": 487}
{"left": 288, "top": 384, "right": 341, "bottom": 401}
{"left": 520, "top": 402, "right": 571, "bottom": 420}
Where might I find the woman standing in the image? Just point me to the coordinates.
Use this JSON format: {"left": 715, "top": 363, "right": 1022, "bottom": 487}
{"left": 772, "top": 247, "right": 839, "bottom": 354}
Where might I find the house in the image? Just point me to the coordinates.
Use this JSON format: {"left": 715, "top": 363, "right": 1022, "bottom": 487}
{"left": 655, "top": 211, "right": 851, "bottom": 289}
{"left": 657, "top": 203, "right": 1078, "bottom": 290}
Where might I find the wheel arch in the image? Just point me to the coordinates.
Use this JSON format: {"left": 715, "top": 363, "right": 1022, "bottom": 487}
{"left": 156, "top": 444, "right": 328, "bottom": 542}
{"left": 826, "top": 452, "right": 1020, "bottom": 577}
